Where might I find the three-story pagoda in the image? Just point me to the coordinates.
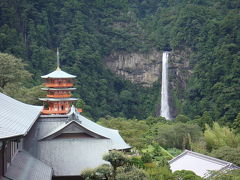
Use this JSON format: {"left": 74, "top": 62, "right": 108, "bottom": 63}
{"left": 39, "top": 49, "right": 78, "bottom": 114}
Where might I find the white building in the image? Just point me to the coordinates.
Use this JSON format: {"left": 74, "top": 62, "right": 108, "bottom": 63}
{"left": 169, "top": 150, "right": 239, "bottom": 178}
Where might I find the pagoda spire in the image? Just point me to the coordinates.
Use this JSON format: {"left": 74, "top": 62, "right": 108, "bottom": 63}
{"left": 56, "top": 47, "right": 61, "bottom": 71}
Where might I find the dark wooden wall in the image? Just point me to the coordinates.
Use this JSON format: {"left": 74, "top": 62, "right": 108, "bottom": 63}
{"left": 53, "top": 176, "right": 83, "bottom": 180}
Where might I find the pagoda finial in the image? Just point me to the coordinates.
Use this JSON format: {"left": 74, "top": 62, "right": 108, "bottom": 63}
{"left": 56, "top": 47, "right": 61, "bottom": 71}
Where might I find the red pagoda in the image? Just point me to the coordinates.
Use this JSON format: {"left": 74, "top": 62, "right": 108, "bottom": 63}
{"left": 39, "top": 49, "right": 78, "bottom": 114}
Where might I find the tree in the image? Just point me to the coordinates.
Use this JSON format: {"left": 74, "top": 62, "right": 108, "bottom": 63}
{"left": 152, "top": 122, "right": 202, "bottom": 149}
{"left": 0, "top": 53, "right": 31, "bottom": 89}
{"left": 233, "top": 113, "right": 240, "bottom": 134}
{"left": 173, "top": 170, "right": 202, "bottom": 180}
{"left": 103, "top": 151, "right": 129, "bottom": 173}
{"left": 174, "top": 114, "right": 191, "bottom": 123}
{"left": 81, "top": 151, "right": 147, "bottom": 180}
{"left": 116, "top": 166, "right": 147, "bottom": 180}
{"left": 3, "top": 84, "right": 45, "bottom": 105}
{"left": 146, "top": 166, "right": 175, "bottom": 180}
{"left": 207, "top": 170, "right": 240, "bottom": 180}
{"left": 194, "top": 112, "right": 213, "bottom": 131}
{"left": 204, "top": 123, "right": 240, "bottom": 151}
{"left": 81, "top": 164, "right": 112, "bottom": 180}
{"left": 210, "top": 147, "right": 240, "bottom": 166}
{"left": 98, "top": 117, "right": 149, "bottom": 148}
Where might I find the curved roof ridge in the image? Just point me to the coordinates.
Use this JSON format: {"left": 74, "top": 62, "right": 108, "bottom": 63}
{"left": 65, "top": 106, "right": 131, "bottom": 149}
{"left": 39, "top": 120, "right": 110, "bottom": 140}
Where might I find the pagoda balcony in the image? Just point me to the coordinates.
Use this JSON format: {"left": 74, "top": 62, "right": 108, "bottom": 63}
{"left": 44, "top": 83, "right": 73, "bottom": 88}
{"left": 42, "top": 109, "right": 69, "bottom": 114}
{"left": 47, "top": 94, "right": 72, "bottom": 98}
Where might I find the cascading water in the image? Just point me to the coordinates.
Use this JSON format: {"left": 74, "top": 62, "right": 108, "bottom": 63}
{"left": 160, "top": 51, "right": 170, "bottom": 120}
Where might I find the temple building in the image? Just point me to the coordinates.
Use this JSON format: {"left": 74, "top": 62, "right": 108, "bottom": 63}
{"left": 0, "top": 50, "right": 130, "bottom": 180}
{"left": 169, "top": 150, "right": 240, "bottom": 178}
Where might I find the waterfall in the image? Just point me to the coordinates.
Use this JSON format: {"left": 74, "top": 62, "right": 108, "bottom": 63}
{"left": 160, "top": 51, "right": 170, "bottom": 120}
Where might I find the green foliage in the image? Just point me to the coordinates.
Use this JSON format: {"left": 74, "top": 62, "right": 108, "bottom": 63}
{"left": 204, "top": 123, "right": 240, "bottom": 151}
{"left": 194, "top": 112, "right": 214, "bottom": 130}
{"left": 145, "top": 116, "right": 167, "bottom": 126}
{"left": 0, "top": 53, "right": 31, "bottom": 89}
{"left": 151, "top": 122, "right": 202, "bottom": 149}
{"left": 1, "top": 0, "right": 239, "bottom": 123}
{"left": 173, "top": 170, "right": 202, "bottom": 180}
{"left": 0, "top": 52, "right": 46, "bottom": 104}
{"left": 103, "top": 151, "right": 129, "bottom": 170}
{"left": 233, "top": 113, "right": 240, "bottom": 134}
{"left": 116, "top": 166, "right": 147, "bottom": 180}
{"left": 207, "top": 170, "right": 240, "bottom": 180}
{"left": 174, "top": 114, "right": 191, "bottom": 123}
{"left": 83, "top": 151, "right": 147, "bottom": 180}
{"left": 0, "top": 0, "right": 159, "bottom": 120}
{"left": 166, "top": 148, "right": 182, "bottom": 157}
{"left": 81, "top": 164, "right": 112, "bottom": 180}
{"left": 98, "top": 117, "right": 149, "bottom": 148}
{"left": 146, "top": 166, "right": 175, "bottom": 180}
{"left": 129, "top": 155, "right": 145, "bottom": 169}
{"left": 210, "top": 146, "right": 240, "bottom": 166}
{"left": 3, "top": 84, "right": 45, "bottom": 105}
{"left": 141, "top": 145, "right": 173, "bottom": 166}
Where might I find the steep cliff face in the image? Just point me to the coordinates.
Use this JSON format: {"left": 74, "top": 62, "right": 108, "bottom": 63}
{"left": 104, "top": 50, "right": 162, "bottom": 87}
{"left": 104, "top": 49, "right": 192, "bottom": 118}
{"left": 168, "top": 48, "right": 192, "bottom": 117}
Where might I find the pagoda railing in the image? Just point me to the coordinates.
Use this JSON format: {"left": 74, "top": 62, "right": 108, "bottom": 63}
{"left": 42, "top": 109, "right": 69, "bottom": 114}
{"left": 44, "top": 83, "right": 73, "bottom": 88}
{"left": 47, "top": 94, "right": 71, "bottom": 98}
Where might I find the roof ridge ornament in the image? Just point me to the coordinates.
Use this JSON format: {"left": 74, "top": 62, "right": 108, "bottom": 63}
{"left": 66, "top": 105, "right": 81, "bottom": 123}
{"left": 56, "top": 47, "right": 61, "bottom": 71}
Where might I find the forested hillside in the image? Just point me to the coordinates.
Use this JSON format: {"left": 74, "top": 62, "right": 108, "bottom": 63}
{"left": 0, "top": 0, "right": 158, "bottom": 119}
{"left": 0, "top": 0, "right": 240, "bottom": 125}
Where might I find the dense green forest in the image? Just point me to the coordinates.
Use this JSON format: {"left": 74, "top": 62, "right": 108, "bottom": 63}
{"left": 0, "top": 0, "right": 239, "bottom": 124}
{"left": 0, "top": 0, "right": 239, "bottom": 123}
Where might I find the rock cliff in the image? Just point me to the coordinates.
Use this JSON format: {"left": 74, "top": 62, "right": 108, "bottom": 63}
{"left": 104, "top": 50, "right": 162, "bottom": 87}
{"left": 104, "top": 49, "right": 192, "bottom": 118}
{"left": 168, "top": 48, "right": 192, "bottom": 117}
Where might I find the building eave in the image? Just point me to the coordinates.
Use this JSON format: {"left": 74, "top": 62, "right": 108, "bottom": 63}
{"left": 39, "top": 98, "right": 78, "bottom": 102}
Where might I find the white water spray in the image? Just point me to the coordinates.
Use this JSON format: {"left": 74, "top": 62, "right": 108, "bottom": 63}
{"left": 160, "top": 52, "right": 170, "bottom": 120}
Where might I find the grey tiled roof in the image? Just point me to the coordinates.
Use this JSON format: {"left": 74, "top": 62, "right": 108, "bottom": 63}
{"left": 169, "top": 150, "right": 240, "bottom": 178}
{"left": 24, "top": 106, "right": 130, "bottom": 176}
{"left": 0, "top": 93, "right": 42, "bottom": 140}
{"left": 6, "top": 151, "right": 52, "bottom": 180}
{"left": 41, "top": 69, "right": 76, "bottom": 78}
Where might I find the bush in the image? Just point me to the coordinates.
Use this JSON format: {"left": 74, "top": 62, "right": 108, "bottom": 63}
{"left": 146, "top": 166, "right": 175, "bottom": 180}
{"left": 116, "top": 166, "right": 148, "bottom": 180}
{"left": 173, "top": 170, "right": 203, "bottom": 180}
{"left": 103, "top": 150, "right": 129, "bottom": 170}
{"left": 204, "top": 123, "right": 240, "bottom": 151}
{"left": 210, "top": 146, "right": 240, "bottom": 166}
{"left": 81, "top": 164, "right": 112, "bottom": 180}
{"left": 152, "top": 123, "right": 202, "bottom": 149}
{"left": 207, "top": 170, "right": 240, "bottom": 180}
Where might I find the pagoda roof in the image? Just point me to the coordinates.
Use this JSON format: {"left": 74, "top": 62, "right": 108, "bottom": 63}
{"left": 39, "top": 97, "right": 78, "bottom": 101}
{"left": 41, "top": 87, "right": 76, "bottom": 91}
{"left": 0, "top": 93, "right": 42, "bottom": 140}
{"left": 41, "top": 68, "right": 76, "bottom": 79}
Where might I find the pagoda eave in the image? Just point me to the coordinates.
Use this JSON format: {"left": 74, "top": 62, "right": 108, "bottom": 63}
{"left": 39, "top": 98, "right": 78, "bottom": 102}
{"left": 41, "top": 88, "right": 77, "bottom": 91}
